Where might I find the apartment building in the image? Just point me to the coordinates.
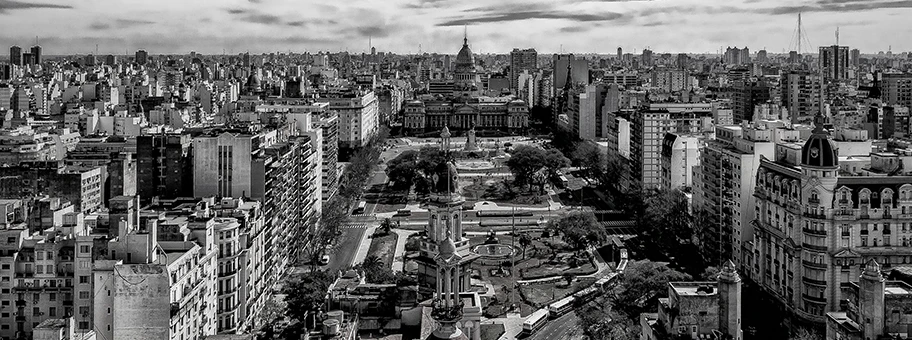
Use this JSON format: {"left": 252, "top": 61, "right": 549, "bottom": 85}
{"left": 747, "top": 118, "right": 912, "bottom": 324}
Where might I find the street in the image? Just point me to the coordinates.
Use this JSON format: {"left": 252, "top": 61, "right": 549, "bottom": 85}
{"left": 324, "top": 224, "right": 368, "bottom": 272}
{"left": 531, "top": 312, "right": 581, "bottom": 340}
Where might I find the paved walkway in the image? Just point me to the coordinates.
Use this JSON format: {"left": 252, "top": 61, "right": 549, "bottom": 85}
{"left": 350, "top": 225, "right": 378, "bottom": 267}
{"left": 391, "top": 229, "right": 417, "bottom": 272}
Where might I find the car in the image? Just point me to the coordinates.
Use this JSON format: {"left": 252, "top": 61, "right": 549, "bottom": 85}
{"left": 319, "top": 255, "right": 330, "bottom": 265}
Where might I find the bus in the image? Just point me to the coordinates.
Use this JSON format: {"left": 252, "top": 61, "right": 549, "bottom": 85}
{"left": 521, "top": 309, "right": 550, "bottom": 336}
{"left": 395, "top": 209, "right": 411, "bottom": 216}
{"left": 476, "top": 210, "right": 533, "bottom": 218}
{"left": 353, "top": 201, "right": 367, "bottom": 214}
{"left": 572, "top": 286, "right": 601, "bottom": 305}
{"left": 548, "top": 296, "right": 575, "bottom": 318}
{"left": 558, "top": 175, "right": 569, "bottom": 188}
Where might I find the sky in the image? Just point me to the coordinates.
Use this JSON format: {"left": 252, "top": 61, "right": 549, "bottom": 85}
{"left": 1, "top": 0, "right": 911, "bottom": 55}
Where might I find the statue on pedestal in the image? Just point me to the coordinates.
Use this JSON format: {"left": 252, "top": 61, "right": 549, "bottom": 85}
{"left": 465, "top": 127, "right": 479, "bottom": 151}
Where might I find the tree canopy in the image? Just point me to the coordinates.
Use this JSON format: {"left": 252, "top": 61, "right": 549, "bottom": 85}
{"left": 609, "top": 260, "right": 692, "bottom": 319}
{"left": 506, "top": 145, "right": 569, "bottom": 190}
{"left": 548, "top": 211, "right": 607, "bottom": 252}
{"left": 284, "top": 270, "right": 335, "bottom": 325}
{"left": 384, "top": 146, "right": 451, "bottom": 194}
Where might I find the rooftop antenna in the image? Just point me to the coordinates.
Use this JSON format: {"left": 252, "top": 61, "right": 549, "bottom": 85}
{"left": 836, "top": 26, "right": 839, "bottom": 46}
{"left": 463, "top": 25, "right": 468, "bottom": 45}
{"left": 798, "top": 13, "right": 802, "bottom": 54}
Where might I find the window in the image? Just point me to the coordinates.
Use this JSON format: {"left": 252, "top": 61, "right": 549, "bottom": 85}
{"left": 79, "top": 245, "right": 90, "bottom": 254}
{"left": 49, "top": 293, "right": 55, "bottom": 301}
{"left": 49, "top": 307, "right": 56, "bottom": 317}
{"left": 78, "top": 291, "right": 89, "bottom": 299}
{"left": 78, "top": 306, "right": 89, "bottom": 315}
{"left": 79, "top": 276, "right": 89, "bottom": 284}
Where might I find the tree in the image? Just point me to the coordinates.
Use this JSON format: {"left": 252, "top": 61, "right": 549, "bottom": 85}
{"left": 357, "top": 255, "right": 395, "bottom": 283}
{"left": 379, "top": 218, "right": 395, "bottom": 235}
{"left": 700, "top": 266, "right": 721, "bottom": 281}
{"left": 578, "top": 301, "right": 640, "bottom": 340}
{"left": 571, "top": 142, "right": 606, "bottom": 184}
{"left": 549, "top": 211, "right": 607, "bottom": 253}
{"left": 542, "top": 149, "right": 570, "bottom": 180}
{"left": 506, "top": 145, "right": 546, "bottom": 189}
{"left": 385, "top": 150, "right": 419, "bottom": 189}
{"left": 792, "top": 327, "right": 823, "bottom": 340}
{"left": 285, "top": 271, "right": 334, "bottom": 326}
{"left": 562, "top": 273, "right": 574, "bottom": 286}
{"left": 518, "top": 233, "right": 532, "bottom": 260}
{"left": 609, "top": 260, "right": 691, "bottom": 319}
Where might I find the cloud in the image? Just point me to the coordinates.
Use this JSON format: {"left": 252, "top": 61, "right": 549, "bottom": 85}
{"left": 560, "top": 26, "right": 590, "bottom": 33}
{"left": 765, "top": 0, "right": 912, "bottom": 14}
{"left": 88, "top": 22, "right": 110, "bottom": 30}
{"left": 438, "top": 11, "right": 624, "bottom": 26}
{"left": 0, "top": 0, "right": 70, "bottom": 14}
{"left": 571, "top": 0, "right": 653, "bottom": 2}
{"left": 404, "top": 0, "right": 450, "bottom": 9}
{"left": 286, "top": 20, "right": 307, "bottom": 27}
{"left": 225, "top": 8, "right": 283, "bottom": 25}
{"left": 115, "top": 19, "right": 155, "bottom": 28}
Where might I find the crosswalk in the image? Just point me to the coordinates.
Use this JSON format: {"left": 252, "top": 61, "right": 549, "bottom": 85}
{"left": 341, "top": 224, "right": 368, "bottom": 229}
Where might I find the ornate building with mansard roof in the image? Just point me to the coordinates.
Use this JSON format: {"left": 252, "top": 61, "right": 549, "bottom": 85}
{"left": 746, "top": 114, "right": 912, "bottom": 325}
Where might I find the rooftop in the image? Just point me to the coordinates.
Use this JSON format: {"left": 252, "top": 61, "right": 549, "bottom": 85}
{"left": 669, "top": 282, "right": 718, "bottom": 296}
{"left": 34, "top": 318, "right": 69, "bottom": 329}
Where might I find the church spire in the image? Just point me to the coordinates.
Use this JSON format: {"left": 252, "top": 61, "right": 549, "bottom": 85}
{"left": 463, "top": 25, "right": 468, "bottom": 46}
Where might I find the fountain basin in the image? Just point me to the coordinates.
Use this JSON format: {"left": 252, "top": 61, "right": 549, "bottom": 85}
{"left": 472, "top": 244, "right": 516, "bottom": 259}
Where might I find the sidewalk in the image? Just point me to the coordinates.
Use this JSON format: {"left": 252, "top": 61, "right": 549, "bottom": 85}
{"left": 391, "top": 229, "right": 417, "bottom": 272}
{"left": 350, "top": 225, "right": 378, "bottom": 267}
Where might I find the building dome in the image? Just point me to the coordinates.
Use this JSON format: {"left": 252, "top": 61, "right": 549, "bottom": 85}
{"left": 438, "top": 237, "right": 457, "bottom": 256}
{"left": 245, "top": 73, "right": 261, "bottom": 90}
{"left": 801, "top": 117, "right": 837, "bottom": 168}
{"left": 454, "top": 37, "right": 474, "bottom": 70}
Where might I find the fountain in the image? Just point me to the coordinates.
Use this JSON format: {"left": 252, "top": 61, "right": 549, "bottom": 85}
{"left": 472, "top": 244, "right": 516, "bottom": 258}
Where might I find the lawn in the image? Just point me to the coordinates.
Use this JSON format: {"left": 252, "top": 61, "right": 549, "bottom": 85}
{"left": 520, "top": 277, "right": 597, "bottom": 308}
{"left": 367, "top": 231, "right": 399, "bottom": 270}
{"left": 461, "top": 180, "right": 550, "bottom": 208}
{"left": 480, "top": 323, "right": 506, "bottom": 340}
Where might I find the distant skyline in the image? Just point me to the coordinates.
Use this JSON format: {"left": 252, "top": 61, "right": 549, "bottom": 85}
{"left": 1, "top": 0, "right": 912, "bottom": 55}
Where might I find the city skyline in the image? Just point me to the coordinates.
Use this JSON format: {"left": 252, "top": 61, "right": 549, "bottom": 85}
{"left": 1, "top": 0, "right": 912, "bottom": 55}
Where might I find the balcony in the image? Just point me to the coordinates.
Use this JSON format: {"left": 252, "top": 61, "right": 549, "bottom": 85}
{"left": 802, "top": 228, "right": 827, "bottom": 236}
{"left": 62, "top": 300, "right": 73, "bottom": 306}
{"left": 802, "top": 277, "right": 828, "bottom": 286}
{"left": 802, "top": 260, "right": 827, "bottom": 269}
{"left": 838, "top": 198, "right": 849, "bottom": 205}
{"left": 808, "top": 197, "right": 820, "bottom": 205}
{"left": 15, "top": 299, "right": 25, "bottom": 307}
{"left": 802, "top": 294, "right": 827, "bottom": 304}
{"left": 802, "top": 243, "right": 828, "bottom": 252}
{"left": 803, "top": 212, "right": 826, "bottom": 219}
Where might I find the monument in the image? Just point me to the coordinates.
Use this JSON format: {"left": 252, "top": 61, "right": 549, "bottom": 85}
{"left": 464, "top": 127, "right": 479, "bottom": 152}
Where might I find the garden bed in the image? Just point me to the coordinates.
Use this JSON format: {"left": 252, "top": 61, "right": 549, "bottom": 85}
{"left": 519, "top": 277, "right": 597, "bottom": 308}
{"left": 367, "top": 231, "right": 399, "bottom": 270}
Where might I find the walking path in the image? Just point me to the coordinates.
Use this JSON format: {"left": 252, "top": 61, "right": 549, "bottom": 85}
{"left": 391, "top": 229, "right": 417, "bottom": 272}
{"left": 350, "top": 225, "right": 378, "bottom": 267}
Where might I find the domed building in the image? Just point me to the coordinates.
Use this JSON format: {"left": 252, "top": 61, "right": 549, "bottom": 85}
{"left": 453, "top": 34, "right": 479, "bottom": 95}
{"left": 748, "top": 112, "right": 912, "bottom": 326}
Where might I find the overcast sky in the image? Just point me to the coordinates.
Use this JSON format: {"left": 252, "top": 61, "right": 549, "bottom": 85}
{"left": 1, "top": 0, "right": 910, "bottom": 55}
